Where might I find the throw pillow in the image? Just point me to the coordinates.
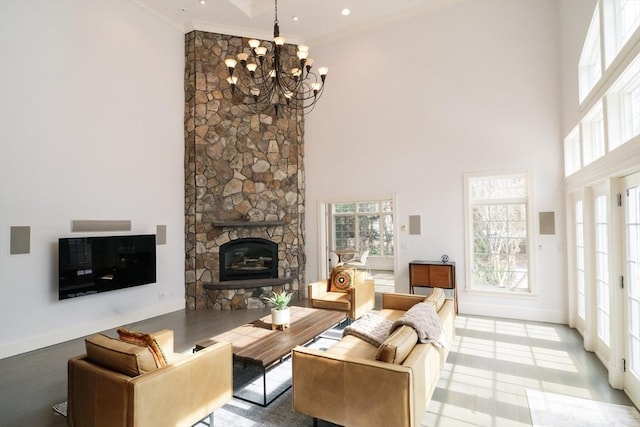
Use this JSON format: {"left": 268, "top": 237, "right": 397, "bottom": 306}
{"left": 375, "top": 325, "right": 418, "bottom": 364}
{"left": 85, "top": 333, "right": 158, "bottom": 376}
{"left": 330, "top": 266, "right": 357, "bottom": 292}
{"left": 117, "top": 328, "right": 168, "bottom": 368}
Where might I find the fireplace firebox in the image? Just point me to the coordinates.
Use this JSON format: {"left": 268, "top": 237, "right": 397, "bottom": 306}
{"left": 219, "top": 238, "right": 278, "bottom": 281}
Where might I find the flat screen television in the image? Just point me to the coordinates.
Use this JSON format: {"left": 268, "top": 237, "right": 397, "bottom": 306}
{"left": 58, "top": 234, "right": 156, "bottom": 300}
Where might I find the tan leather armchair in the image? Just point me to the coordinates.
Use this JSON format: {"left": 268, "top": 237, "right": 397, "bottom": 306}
{"left": 67, "top": 329, "right": 232, "bottom": 427}
{"left": 307, "top": 271, "right": 375, "bottom": 320}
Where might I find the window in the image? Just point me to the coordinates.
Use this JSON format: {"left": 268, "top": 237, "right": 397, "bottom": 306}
{"left": 604, "top": 0, "right": 640, "bottom": 66}
{"left": 615, "top": 0, "right": 640, "bottom": 51}
{"left": 466, "top": 172, "right": 532, "bottom": 292}
{"left": 625, "top": 76, "right": 640, "bottom": 138}
{"left": 595, "top": 195, "right": 610, "bottom": 345}
{"left": 564, "top": 126, "right": 581, "bottom": 176}
{"left": 565, "top": 3, "right": 640, "bottom": 172}
{"left": 607, "top": 54, "right": 640, "bottom": 149}
{"left": 331, "top": 200, "right": 394, "bottom": 257}
{"left": 576, "top": 200, "right": 586, "bottom": 320}
{"left": 579, "top": 7, "right": 603, "bottom": 101}
{"left": 582, "top": 101, "right": 606, "bottom": 165}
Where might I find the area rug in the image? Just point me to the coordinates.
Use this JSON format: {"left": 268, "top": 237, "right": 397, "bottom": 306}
{"left": 53, "top": 334, "right": 342, "bottom": 426}
{"left": 526, "top": 389, "right": 640, "bottom": 427}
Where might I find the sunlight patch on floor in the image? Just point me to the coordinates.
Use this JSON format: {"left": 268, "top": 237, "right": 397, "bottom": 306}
{"left": 425, "top": 315, "right": 590, "bottom": 427}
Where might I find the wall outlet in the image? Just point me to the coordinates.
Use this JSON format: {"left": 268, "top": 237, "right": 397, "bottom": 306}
{"left": 158, "top": 293, "right": 166, "bottom": 300}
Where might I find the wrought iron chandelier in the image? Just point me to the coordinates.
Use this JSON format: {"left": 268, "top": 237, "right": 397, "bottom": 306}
{"left": 224, "top": 0, "right": 328, "bottom": 116}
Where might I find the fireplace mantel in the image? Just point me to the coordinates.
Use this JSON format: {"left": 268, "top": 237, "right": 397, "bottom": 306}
{"left": 212, "top": 221, "right": 284, "bottom": 228}
{"left": 203, "top": 277, "right": 292, "bottom": 290}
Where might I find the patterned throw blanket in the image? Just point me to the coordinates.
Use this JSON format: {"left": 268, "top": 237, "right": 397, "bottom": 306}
{"left": 391, "top": 302, "right": 447, "bottom": 348}
{"left": 343, "top": 313, "right": 393, "bottom": 346}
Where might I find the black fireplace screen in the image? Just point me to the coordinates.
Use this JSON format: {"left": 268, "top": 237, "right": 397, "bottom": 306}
{"left": 219, "top": 238, "right": 278, "bottom": 281}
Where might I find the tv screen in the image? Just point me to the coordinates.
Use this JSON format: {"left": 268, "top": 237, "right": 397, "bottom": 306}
{"left": 58, "top": 234, "right": 156, "bottom": 300}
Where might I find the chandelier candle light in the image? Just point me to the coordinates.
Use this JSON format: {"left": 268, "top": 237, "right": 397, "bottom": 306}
{"left": 224, "top": 0, "right": 328, "bottom": 115}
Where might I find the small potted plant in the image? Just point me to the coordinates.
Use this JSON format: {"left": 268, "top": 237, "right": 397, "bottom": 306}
{"left": 265, "top": 290, "right": 292, "bottom": 329}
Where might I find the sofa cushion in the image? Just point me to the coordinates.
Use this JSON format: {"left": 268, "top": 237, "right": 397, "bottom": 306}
{"left": 117, "top": 328, "right": 168, "bottom": 367}
{"left": 375, "top": 325, "right": 418, "bottom": 364}
{"left": 311, "top": 292, "right": 351, "bottom": 311}
{"left": 325, "top": 335, "right": 379, "bottom": 360}
{"left": 329, "top": 266, "right": 357, "bottom": 292}
{"left": 424, "top": 288, "right": 445, "bottom": 311}
{"left": 85, "top": 333, "right": 159, "bottom": 377}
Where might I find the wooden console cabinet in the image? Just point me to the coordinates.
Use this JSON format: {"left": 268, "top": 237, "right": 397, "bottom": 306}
{"left": 409, "top": 260, "right": 457, "bottom": 313}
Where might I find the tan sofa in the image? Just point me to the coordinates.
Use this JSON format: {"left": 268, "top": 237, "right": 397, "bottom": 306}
{"left": 292, "top": 290, "right": 455, "bottom": 427}
{"left": 67, "top": 329, "right": 232, "bottom": 427}
{"left": 307, "top": 270, "right": 375, "bottom": 320}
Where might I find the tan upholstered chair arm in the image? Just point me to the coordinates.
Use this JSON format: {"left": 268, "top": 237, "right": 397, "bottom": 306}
{"left": 308, "top": 280, "right": 329, "bottom": 301}
{"left": 67, "top": 342, "right": 233, "bottom": 427}
{"left": 350, "top": 278, "right": 375, "bottom": 319}
{"left": 67, "top": 356, "right": 132, "bottom": 427}
{"left": 292, "top": 346, "right": 414, "bottom": 427}
{"left": 382, "top": 293, "right": 426, "bottom": 311}
{"left": 129, "top": 341, "right": 233, "bottom": 427}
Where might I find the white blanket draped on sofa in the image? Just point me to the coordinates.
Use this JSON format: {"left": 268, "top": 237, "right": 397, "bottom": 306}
{"left": 343, "top": 302, "right": 447, "bottom": 348}
{"left": 391, "top": 302, "right": 448, "bottom": 348}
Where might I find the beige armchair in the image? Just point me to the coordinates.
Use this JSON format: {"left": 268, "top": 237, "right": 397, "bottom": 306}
{"left": 67, "top": 329, "right": 232, "bottom": 427}
{"left": 307, "top": 270, "right": 375, "bottom": 320}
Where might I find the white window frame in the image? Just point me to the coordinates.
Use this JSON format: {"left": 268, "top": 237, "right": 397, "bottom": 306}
{"left": 594, "top": 193, "right": 611, "bottom": 348}
{"left": 580, "top": 6, "right": 603, "bottom": 102}
{"left": 575, "top": 199, "right": 587, "bottom": 321}
{"left": 564, "top": 126, "right": 582, "bottom": 176}
{"left": 606, "top": 53, "right": 640, "bottom": 150}
{"left": 582, "top": 101, "right": 606, "bottom": 165}
{"left": 330, "top": 198, "right": 394, "bottom": 265}
{"left": 464, "top": 170, "right": 535, "bottom": 295}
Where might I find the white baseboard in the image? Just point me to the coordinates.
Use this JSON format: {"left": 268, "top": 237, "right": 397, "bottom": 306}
{"left": 459, "top": 302, "right": 568, "bottom": 324}
{"left": 0, "top": 299, "right": 185, "bottom": 359}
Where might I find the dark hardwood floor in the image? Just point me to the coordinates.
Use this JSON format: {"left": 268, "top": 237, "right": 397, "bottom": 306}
{"left": 0, "top": 298, "right": 635, "bottom": 427}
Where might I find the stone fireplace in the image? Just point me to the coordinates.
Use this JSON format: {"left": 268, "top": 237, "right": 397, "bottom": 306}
{"left": 183, "top": 30, "right": 306, "bottom": 311}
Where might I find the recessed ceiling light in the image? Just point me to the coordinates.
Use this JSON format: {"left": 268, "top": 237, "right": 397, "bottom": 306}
{"left": 293, "top": 16, "right": 299, "bottom": 21}
{"left": 341, "top": 8, "right": 351, "bottom": 16}
{"left": 200, "top": 0, "right": 206, "bottom": 4}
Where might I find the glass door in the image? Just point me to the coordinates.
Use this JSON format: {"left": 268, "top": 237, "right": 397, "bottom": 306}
{"left": 594, "top": 190, "right": 611, "bottom": 361}
{"left": 623, "top": 172, "right": 640, "bottom": 407}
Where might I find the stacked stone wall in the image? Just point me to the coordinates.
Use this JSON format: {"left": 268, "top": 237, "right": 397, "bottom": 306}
{"left": 184, "top": 31, "right": 306, "bottom": 310}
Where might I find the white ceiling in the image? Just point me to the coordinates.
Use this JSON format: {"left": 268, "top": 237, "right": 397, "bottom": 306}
{"left": 136, "top": 0, "right": 460, "bottom": 45}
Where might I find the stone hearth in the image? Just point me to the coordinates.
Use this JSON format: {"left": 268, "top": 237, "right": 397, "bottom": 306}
{"left": 184, "top": 30, "right": 306, "bottom": 310}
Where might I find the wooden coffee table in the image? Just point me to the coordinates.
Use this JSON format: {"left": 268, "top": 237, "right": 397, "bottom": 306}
{"left": 194, "top": 306, "right": 346, "bottom": 406}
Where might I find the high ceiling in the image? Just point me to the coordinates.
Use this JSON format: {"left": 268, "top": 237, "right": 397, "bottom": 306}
{"left": 136, "top": 0, "right": 458, "bottom": 45}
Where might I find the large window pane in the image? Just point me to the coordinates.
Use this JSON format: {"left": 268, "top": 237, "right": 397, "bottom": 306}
{"left": 576, "top": 200, "right": 586, "bottom": 320}
{"left": 579, "top": 7, "right": 602, "bottom": 101}
{"left": 334, "top": 216, "right": 355, "bottom": 249}
{"left": 595, "top": 195, "right": 610, "bottom": 345}
{"left": 331, "top": 199, "right": 394, "bottom": 258}
{"left": 467, "top": 172, "right": 531, "bottom": 292}
{"left": 564, "top": 127, "right": 581, "bottom": 176}
{"left": 334, "top": 203, "right": 356, "bottom": 214}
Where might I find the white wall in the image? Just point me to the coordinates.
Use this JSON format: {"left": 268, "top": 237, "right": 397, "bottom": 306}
{"left": 305, "top": 0, "right": 569, "bottom": 323}
{"left": 559, "top": 0, "right": 598, "bottom": 136}
{"left": 0, "top": 1, "right": 185, "bottom": 358}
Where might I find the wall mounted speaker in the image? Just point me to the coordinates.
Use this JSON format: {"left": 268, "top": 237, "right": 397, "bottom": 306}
{"left": 156, "top": 225, "right": 167, "bottom": 245}
{"left": 71, "top": 220, "right": 132, "bottom": 232}
{"left": 539, "top": 212, "right": 555, "bottom": 235}
{"left": 10, "top": 226, "right": 30, "bottom": 255}
{"left": 409, "top": 215, "right": 421, "bottom": 235}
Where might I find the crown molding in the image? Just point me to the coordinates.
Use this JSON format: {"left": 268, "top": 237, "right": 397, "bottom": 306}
{"left": 133, "top": 0, "right": 186, "bottom": 33}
